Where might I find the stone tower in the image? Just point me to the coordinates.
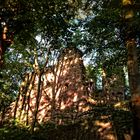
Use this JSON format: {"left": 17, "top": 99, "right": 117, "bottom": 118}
{"left": 5, "top": 47, "right": 88, "bottom": 125}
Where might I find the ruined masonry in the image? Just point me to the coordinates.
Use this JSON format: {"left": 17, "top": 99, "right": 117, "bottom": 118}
{"left": 6, "top": 47, "right": 90, "bottom": 125}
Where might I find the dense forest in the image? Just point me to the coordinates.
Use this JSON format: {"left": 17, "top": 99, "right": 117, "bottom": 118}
{"left": 0, "top": 0, "right": 140, "bottom": 140}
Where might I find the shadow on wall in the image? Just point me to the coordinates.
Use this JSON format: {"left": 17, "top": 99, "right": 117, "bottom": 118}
{"left": 0, "top": 105, "right": 132, "bottom": 140}
{"left": 4, "top": 47, "right": 91, "bottom": 126}
{"left": 1, "top": 47, "right": 132, "bottom": 140}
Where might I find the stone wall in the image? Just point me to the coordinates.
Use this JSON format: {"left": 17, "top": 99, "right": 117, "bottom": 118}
{"left": 5, "top": 47, "right": 89, "bottom": 125}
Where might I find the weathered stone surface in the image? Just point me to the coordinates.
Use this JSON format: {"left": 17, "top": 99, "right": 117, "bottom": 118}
{"left": 5, "top": 47, "right": 89, "bottom": 125}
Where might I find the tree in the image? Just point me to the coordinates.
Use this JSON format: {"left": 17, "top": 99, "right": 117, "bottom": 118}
{"left": 83, "top": 0, "right": 140, "bottom": 139}
{"left": 122, "top": 0, "right": 140, "bottom": 139}
{"left": 1, "top": 0, "right": 139, "bottom": 138}
{"left": 0, "top": 0, "right": 87, "bottom": 133}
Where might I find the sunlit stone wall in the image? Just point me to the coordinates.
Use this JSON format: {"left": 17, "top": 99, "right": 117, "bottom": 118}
{"left": 55, "top": 47, "right": 87, "bottom": 110}
{"left": 6, "top": 47, "right": 89, "bottom": 125}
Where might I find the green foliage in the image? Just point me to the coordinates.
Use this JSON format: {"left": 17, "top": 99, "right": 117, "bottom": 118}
{"left": 0, "top": 124, "right": 30, "bottom": 140}
{"left": 85, "top": 65, "right": 96, "bottom": 79}
{"left": 0, "top": 105, "right": 132, "bottom": 140}
{"left": 0, "top": 0, "right": 139, "bottom": 139}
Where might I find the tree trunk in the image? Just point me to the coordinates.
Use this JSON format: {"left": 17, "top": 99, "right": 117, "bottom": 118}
{"left": 122, "top": 0, "right": 140, "bottom": 139}
{"left": 18, "top": 74, "right": 30, "bottom": 120}
{"left": 13, "top": 91, "right": 21, "bottom": 120}
{"left": 31, "top": 71, "right": 42, "bottom": 133}
{"left": 25, "top": 73, "right": 36, "bottom": 125}
{"left": 126, "top": 38, "right": 140, "bottom": 140}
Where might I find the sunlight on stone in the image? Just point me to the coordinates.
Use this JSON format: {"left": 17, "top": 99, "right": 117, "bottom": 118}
{"left": 104, "top": 134, "right": 116, "bottom": 140}
{"left": 5, "top": 47, "right": 89, "bottom": 125}
{"left": 86, "top": 97, "right": 96, "bottom": 105}
{"left": 44, "top": 88, "right": 53, "bottom": 99}
{"left": 74, "top": 58, "right": 78, "bottom": 63}
{"left": 46, "top": 73, "right": 54, "bottom": 82}
{"left": 95, "top": 120, "right": 116, "bottom": 140}
{"left": 60, "top": 102, "right": 65, "bottom": 110}
{"left": 73, "top": 93, "right": 78, "bottom": 102}
{"left": 95, "top": 120, "right": 112, "bottom": 130}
